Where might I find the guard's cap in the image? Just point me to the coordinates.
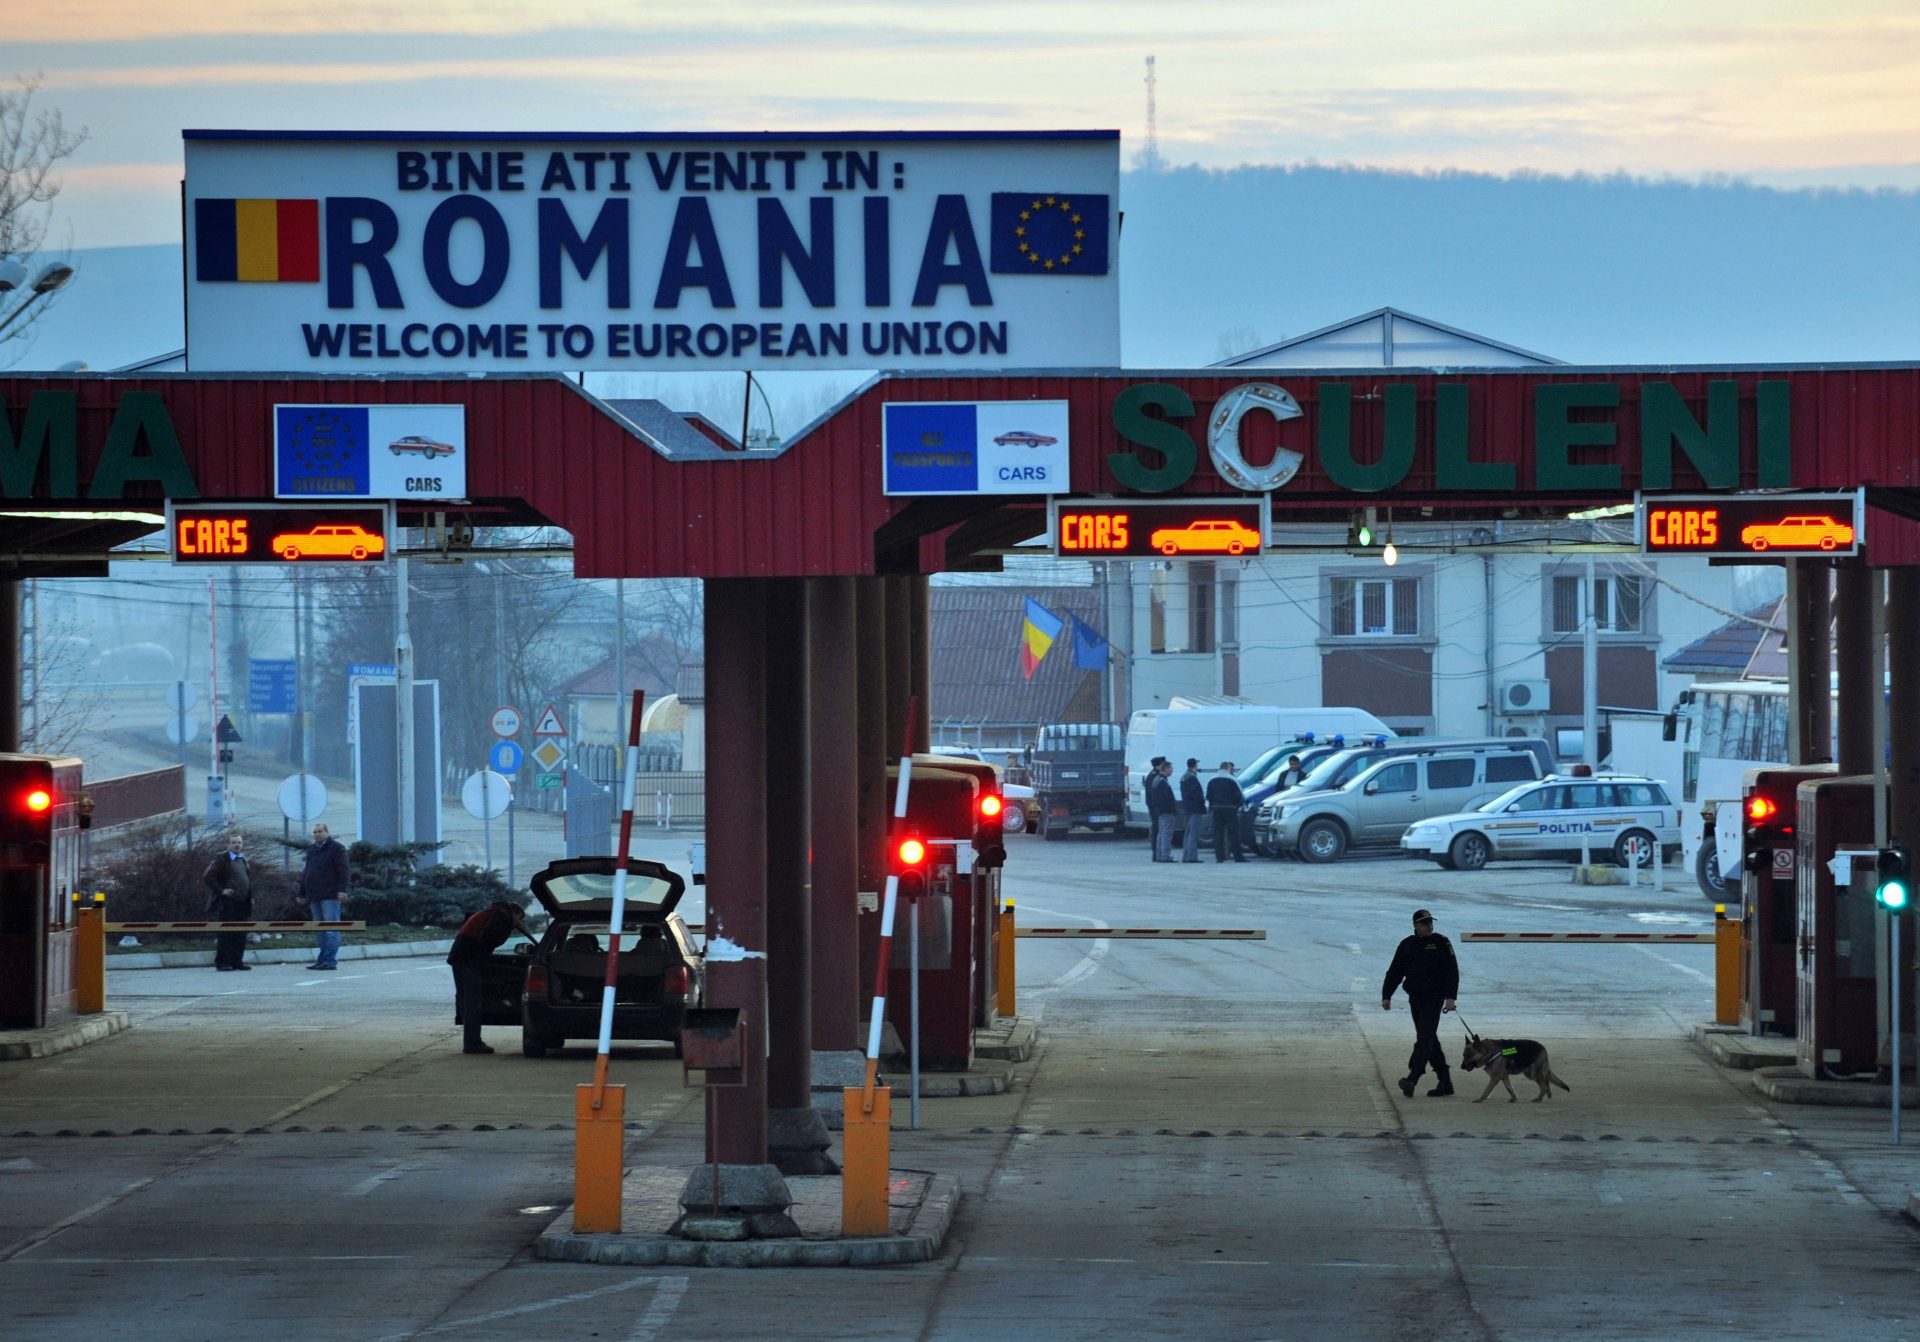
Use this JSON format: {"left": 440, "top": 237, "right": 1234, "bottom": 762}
{"left": 1412, "top": 908, "right": 1434, "bottom": 925}
{"left": 1150, "top": 756, "right": 1167, "bottom": 768}
{"left": 1186, "top": 757, "right": 1199, "bottom": 769}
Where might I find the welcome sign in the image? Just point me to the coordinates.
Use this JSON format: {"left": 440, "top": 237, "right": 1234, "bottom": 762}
{"left": 182, "top": 130, "right": 1120, "bottom": 374}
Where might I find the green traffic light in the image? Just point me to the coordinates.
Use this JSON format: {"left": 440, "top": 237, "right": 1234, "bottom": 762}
{"left": 1876, "top": 844, "right": 1911, "bottom": 909}
{"left": 1356, "top": 525, "right": 1372, "bottom": 548}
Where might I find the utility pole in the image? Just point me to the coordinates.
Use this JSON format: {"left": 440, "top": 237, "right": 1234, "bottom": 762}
{"left": 1143, "top": 56, "right": 1160, "bottom": 173}
{"left": 396, "top": 545, "right": 414, "bottom": 846}
{"left": 615, "top": 578, "right": 627, "bottom": 752}
{"left": 1583, "top": 555, "right": 1599, "bottom": 769}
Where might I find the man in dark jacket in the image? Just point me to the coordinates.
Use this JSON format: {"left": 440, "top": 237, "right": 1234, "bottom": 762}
{"left": 1144, "top": 757, "right": 1177, "bottom": 863}
{"left": 202, "top": 831, "right": 253, "bottom": 971}
{"left": 1381, "top": 908, "right": 1460, "bottom": 1097}
{"left": 447, "top": 900, "right": 527, "bottom": 1054}
{"left": 1178, "top": 758, "right": 1208, "bottom": 863}
{"left": 1205, "top": 762, "right": 1248, "bottom": 863}
{"left": 299, "top": 823, "right": 351, "bottom": 971}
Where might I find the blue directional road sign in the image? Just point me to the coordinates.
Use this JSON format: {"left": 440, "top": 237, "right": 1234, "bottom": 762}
{"left": 248, "top": 659, "right": 297, "bottom": 714}
{"left": 489, "top": 739, "right": 523, "bottom": 774}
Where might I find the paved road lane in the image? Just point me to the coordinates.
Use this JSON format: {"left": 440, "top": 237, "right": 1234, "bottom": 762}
{"left": 2, "top": 836, "right": 1916, "bottom": 1340}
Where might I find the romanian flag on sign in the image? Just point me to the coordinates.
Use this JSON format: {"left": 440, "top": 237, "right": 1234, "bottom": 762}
{"left": 195, "top": 198, "right": 321, "bottom": 282}
{"left": 1021, "top": 597, "right": 1065, "bottom": 679}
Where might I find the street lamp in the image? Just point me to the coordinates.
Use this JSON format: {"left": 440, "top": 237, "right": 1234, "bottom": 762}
{"left": 0, "top": 261, "right": 76, "bottom": 340}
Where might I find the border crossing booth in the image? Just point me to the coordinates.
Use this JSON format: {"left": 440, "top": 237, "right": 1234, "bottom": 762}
{"left": 1793, "top": 777, "right": 1891, "bottom": 1077}
{"left": 918, "top": 754, "right": 1007, "bottom": 1030}
{"left": 1740, "top": 765, "right": 1834, "bottom": 1036}
{"left": 884, "top": 760, "right": 991, "bottom": 1070}
{"left": 0, "top": 754, "right": 86, "bottom": 1030}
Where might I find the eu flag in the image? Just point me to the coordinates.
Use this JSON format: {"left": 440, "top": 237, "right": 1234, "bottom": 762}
{"left": 1070, "top": 614, "right": 1108, "bottom": 671}
{"left": 989, "top": 193, "right": 1110, "bottom": 276}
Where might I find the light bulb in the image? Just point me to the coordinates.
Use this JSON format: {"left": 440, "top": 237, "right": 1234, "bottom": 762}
{"left": 1383, "top": 542, "right": 1399, "bottom": 567}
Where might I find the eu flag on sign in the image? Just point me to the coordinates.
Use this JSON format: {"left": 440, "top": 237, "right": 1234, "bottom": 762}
{"left": 990, "top": 193, "right": 1110, "bottom": 276}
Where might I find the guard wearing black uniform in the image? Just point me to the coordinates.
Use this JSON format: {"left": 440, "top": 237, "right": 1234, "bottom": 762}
{"left": 1380, "top": 908, "right": 1459, "bottom": 1097}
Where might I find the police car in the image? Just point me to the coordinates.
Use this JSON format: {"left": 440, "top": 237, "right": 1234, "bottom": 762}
{"left": 1400, "top": 774, "right": 1683, "bottom": 871}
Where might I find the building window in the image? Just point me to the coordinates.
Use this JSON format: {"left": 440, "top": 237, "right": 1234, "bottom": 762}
{"left": 1551, "top": 573, "right": 1644, "bottom": 635}
{"left": 1150, "top": 562, "right": 1218, "bottom": 654}
{"left": 1331, "top": 576, "right": 1419, "bottom": 638}
{"left": 1189, "top": 561, "right": 1216, "bottom": 654}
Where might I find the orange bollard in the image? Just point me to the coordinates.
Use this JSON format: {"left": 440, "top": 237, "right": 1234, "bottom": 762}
{"left": 75, "top": 901, "right": 105, "bottom": 1016}
{"left": 573, "top": 1083, "right": 626, "bottom": 1233}
{"left": 1713, "top": 905, "right": 1740, "bottom": 1026}
{"left": 996, "top": 898, "right": 1016, "bottom": 1018}
{"left": 842, "top": 1085, "right": 892, "bottom": 1236}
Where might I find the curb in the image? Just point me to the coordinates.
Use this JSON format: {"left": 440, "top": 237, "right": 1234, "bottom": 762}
{"left": 0, "top": 1011, "right": 132, "bottom": 1061}
{"left": 1706, "top": 1038, "right": 1796, "bottom": 1072}
{"left": 1908, "top": 1190, "right": 1920, "bottom": 1227}
{"left": 533, "top": 1172, "right": 958, "bottom": 1267}
{"left": 107, "top": 939, "right": 455, "bottom": 970}
{"left": 1751, "top": 1065, "right": 1920, "bottom": 1107}
{"left": 974, "top": 1016, "right": 1039, "bottom": 1063}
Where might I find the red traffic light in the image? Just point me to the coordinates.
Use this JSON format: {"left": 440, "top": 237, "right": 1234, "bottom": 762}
{"left": 22, "top": 788, "right": 51, "bottom": 814}
{"left": 896, "top": 836, "right": 927, "bottom": 867}
{"left": 1746, "top": 795, "right": 1778, "bottom": 825}
{"left": 978, "top": 793, "right": 1004, "bottom": 820}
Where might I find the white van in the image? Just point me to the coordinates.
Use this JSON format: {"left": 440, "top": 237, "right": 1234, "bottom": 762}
{"left": 1123, "top": 705, "right": 1394, "bottom": 829}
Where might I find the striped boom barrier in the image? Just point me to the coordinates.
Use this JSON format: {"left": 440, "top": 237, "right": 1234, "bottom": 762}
{"left": 106, "top": 921, "right": 366, "bottom": 931}
{"left": 1463, "top": 932, "right": 1714, "bottom": 944}
{"left": 1017, "top": 928, "right": 1267, "bottom": 939}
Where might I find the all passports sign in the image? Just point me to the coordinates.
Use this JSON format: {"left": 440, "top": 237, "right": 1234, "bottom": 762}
{"left": 181, "top": 130, "right": 1120, "bottom": 373}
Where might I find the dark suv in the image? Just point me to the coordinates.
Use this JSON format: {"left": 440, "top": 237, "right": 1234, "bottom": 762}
{"left": 477, "top": 857, "right": 702, "bottom": 1058}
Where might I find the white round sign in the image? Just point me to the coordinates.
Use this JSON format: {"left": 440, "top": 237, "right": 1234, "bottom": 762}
{"left": 164, "top": 712, "right": 201, "bottom": 745}
{"left": 164, "top": 682, "right": 199, "bottom": 713}
{"left": 277, "top": 773, "right": 328, "bottom": 823}
{"left": 490, "top": 706, "right": 521, "bottom": 738}
{"left": 462, "top": 769, "right": 512, "bottom": 820}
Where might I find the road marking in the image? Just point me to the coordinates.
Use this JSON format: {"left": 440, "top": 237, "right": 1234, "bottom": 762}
{"left": 1022, "top": 901, "right": 1110, "bottom": 1005}
{"left": 1628, "top": 945, "right": 1715, "bottom": 984}
{"left": 347, "top": 1160, "right": 422, "bottom": 1196}
{"left": 375, "top": 1274, "right": 688, "bottom": 1342}
{"left": 34, "top": 1254, "right": 410, "bottom": 1264}
{"left": 627, "top": 1277, "right": 687, "bottom": 1342}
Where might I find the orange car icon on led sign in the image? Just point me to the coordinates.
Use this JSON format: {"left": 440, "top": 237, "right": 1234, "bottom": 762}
{"left": 271, "top": 523, "right": 387, "bottom": 561}
{"left": 1148, "top": 518, "right": 1262, "bottom": 556}
{"left": 1739, "top": 515, "right": 1854, "bottom": 552}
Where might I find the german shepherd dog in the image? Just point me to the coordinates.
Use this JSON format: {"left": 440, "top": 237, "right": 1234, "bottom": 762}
{"left": 1460, "top": 1034, "right": 1571, "bottom": 1103}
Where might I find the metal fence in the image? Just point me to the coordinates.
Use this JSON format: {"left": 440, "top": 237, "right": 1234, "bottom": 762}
{"left": 634, "top": 771, "right": 705, "bottom": 828}
{"left": 437, "top": 762, "right": 703, "bottom": 827}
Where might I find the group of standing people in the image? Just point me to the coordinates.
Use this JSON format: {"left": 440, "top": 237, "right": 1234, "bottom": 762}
{"left": 199, "top": 823, "right": 352, "bottom": 972}
{"left": 1143, "top": 757, "right": 1251, "bottom": 863}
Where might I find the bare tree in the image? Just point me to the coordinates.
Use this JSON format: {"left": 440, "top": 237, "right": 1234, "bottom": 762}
{"left": 0, "top": 74, "right": 87, "bottom": 357}
{"left": 1213, "top": 325, "right": 1264, "bottom": 363}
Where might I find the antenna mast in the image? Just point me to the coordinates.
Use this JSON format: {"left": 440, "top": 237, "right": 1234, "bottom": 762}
{"left": 1144, "top": 55, "right": 1160, "bottom": 172}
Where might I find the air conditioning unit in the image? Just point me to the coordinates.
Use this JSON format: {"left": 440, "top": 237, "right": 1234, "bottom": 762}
{"left": 1499, "top": 679, "right": 1551, "bottom": 715}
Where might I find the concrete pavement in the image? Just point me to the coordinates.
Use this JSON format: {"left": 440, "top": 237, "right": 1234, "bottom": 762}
{"left": 2, "top": 837, "right": 1918, "bottom": 1339}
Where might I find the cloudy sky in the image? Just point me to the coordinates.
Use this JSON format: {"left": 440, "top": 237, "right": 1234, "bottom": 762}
{"left": 18, "top": 1, "right": 1920, "bottom": 249}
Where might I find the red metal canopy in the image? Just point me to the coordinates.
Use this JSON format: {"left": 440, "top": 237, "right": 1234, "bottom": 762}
{"left": 3, "top": 366, "right": 1919, "bottom": 577}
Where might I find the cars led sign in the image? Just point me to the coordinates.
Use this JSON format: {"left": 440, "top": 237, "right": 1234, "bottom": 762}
{"left": 1636, "top": 491, "right": 1862, "bottom": 557}
{"left": 167, "top": 503, "right": 392, "bottom": 565}
{"left": 1050, "top": 498, "right": 1267, "bottom": 559}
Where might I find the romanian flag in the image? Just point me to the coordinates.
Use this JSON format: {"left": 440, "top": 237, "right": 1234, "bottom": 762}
{"left": 195, "top": 198, "right": 320, "bottom": 282}
{"left": 1021, "top": 597, "right": 1064, "bottom": 680}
